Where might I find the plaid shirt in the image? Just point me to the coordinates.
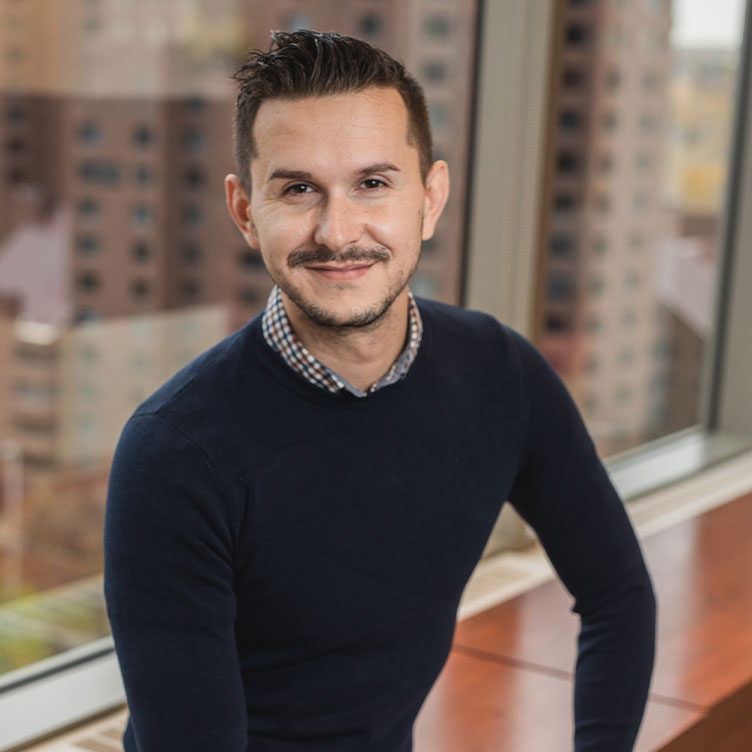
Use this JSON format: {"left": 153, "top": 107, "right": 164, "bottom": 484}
{"left": 261, "top": 285, "right": 423, "bottom": 397}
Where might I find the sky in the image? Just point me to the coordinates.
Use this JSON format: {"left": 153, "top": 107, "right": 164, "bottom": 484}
{"left": 671, "top": 0, "right": 747, "bottom": 48}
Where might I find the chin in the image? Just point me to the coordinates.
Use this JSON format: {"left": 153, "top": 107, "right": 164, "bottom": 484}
{"left": 285, "top": 286, "right": 400, "bottom": 331}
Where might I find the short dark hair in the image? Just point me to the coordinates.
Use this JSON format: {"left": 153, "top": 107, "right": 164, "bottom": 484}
{"left": 230, "top": 29, "right": 433, "bottom": 190}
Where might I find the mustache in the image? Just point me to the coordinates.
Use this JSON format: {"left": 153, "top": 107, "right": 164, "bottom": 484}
{"left": 288, "top": 246, "right": 390, "bottom": 269}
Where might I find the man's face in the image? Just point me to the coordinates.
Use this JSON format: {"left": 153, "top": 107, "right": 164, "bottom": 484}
{"left": 233, "top": 87, "right": 448, "bottom": 330}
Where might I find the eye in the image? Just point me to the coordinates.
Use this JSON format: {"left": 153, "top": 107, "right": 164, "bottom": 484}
{"left": 361, "top": 178, "right": 387, "bottom": 190}
{"left": 284, "top": 183, "right": 313, "bottom": 195}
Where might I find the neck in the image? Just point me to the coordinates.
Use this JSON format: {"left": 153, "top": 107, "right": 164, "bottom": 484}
{"left": 282, "top": 290, "right": 410, "bottom": 392}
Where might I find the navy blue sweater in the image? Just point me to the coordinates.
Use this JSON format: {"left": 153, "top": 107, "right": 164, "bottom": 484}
{"left": 104, "top": 299, "right": 656, "bottom": 752}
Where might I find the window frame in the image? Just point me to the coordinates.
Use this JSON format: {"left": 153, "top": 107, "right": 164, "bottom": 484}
{"left": 1, "top": 0, "right": 752, "bottom": 747}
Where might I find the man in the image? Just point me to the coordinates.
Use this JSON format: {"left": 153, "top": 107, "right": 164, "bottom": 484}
{"left": 104, "top": 30, "right": 656, "bottom": 752}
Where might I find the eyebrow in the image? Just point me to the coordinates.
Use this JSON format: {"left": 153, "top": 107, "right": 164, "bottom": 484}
{"left": 267, "top": 163, "right": 401, "bottom": 183}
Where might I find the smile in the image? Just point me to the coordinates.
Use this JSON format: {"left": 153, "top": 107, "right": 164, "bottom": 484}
{"left": 306, "top": 262, "right": 377, "bottom": 281}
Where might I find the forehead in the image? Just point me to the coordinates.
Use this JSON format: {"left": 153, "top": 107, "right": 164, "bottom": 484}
{"left": 250, "top": 87, "right": 417, "bottom": 177}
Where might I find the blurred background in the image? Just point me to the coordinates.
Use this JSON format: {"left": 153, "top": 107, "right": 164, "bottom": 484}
{"left": 0, "top": 0, "right": 748, "bottom": 741}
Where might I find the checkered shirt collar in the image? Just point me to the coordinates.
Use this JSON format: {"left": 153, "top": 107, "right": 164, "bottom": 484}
{"left": 261, "top": 285, "right": 423, "bottom": 397}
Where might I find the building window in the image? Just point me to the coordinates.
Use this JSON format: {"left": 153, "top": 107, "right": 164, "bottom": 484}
{"left": 77, "top": 235, "right": 100, "bottom": 256}
{"left": 605, "top": 69, "right": 621, "bottom": 90}
{"left": 545, "top": 313, "right": 572, "bottom": 332}
{"left": 238, "top": 287, "right": 261, "bottom": 306}
{"left": 132, "top": 204, "right": 153, "bottom": 227}
{"left": 6, "top": 106, "right": 26, "bottom": 126}
{"left": 624, "top": 270, "right": 641, "bottom": 291}
{"left": 422, "top": 61, "right": 448, "bottom": 83}
{"left": 182, "top": 204, "right": 203, "bottom": 228}
{"left": 78, "top": 197, "right": 100, "bottom": 220}
{"left": 565, "top": 23, "right": 590, "bottom": 45}
{"left": 183, "top": 166, "right": 205, "bottom": 190}
{"left": 77, "top": 121, "right": 102, "bottom": 146}
{"left": 132, "top": 241, "right": 150, "bottom": 263}
{"left": 183, "top": 129, "right": 205, "bottom": 154}
{"left": 79, "top": 161, "right": 121, "bottom": 185}
{"left": 602, "top": 111, "right": 618, "bottom": 131}
{"left": 551, "top": 233, "right": 576, "bottom": 256}
{"left": 182, "top": 279, "right": 201, "bottom": 303}
{"left": 598, "top": 153, "right": 614, "bottom": 173}
{"left": 423, "top": 16, "right": 452, "bottom": 40}
{"left": 559, "top": 109, "right": 583, "bottom": 133}
{"left": 563, "top": 67, "right": 586, "bottom": 90}
{"left": 639, "top": 112, "right": 657, "bottom": 133}
{"left": 635, "top": 151, "right": 652, "bottom": 172}
{"left": 182, "top": 243, "right": 203, "bottom": 266}
{"left": 554, "top": 193, "right": 579, "bottom": 214}
{"left": 593, "top": 236, "right": 608, "bottom": 255}
{"left": 6, "top": 137, "right": 25, "bottom": 154}
{"left": 77, "top": 270, "right": 100, "bottom": 292}
{"left": 184, "top": 95, "right": 206, "bottom": 114}
{"left": 75, "top": 307, "right": 100, "bottom": 324}
{"left": 548, "top": 273, "right": 574, "bottom": 300}
{"left": 132, "top": 125, "right": 154, "bottom": 148}
{"left": 131, "top": 278, "right": 150, "bottom": 300}
{"left": 557, "top": 150, "right": 582, "bottom": 174}
{"left": 239, "top": 249, "right": 264, "bottom": 270}
{"left": 134, "top": 165, "right": 154, "bottom": 187}
{"left": 429, "top": 103, "right": 448, "bottom": 130}
{"left": 360, "top": 14, "right": 383, "bottom": 38}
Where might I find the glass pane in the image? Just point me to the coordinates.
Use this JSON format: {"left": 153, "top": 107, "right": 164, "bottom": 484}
{"left": 0, "top": 2, "right": 478, "bottom": 678}
{"left": 538, "top": 0, "right": 748, "bottom": 456}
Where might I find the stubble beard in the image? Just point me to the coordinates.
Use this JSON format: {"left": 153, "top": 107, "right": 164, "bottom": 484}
{"left": 276, "top": 245, "right": 419, "bottom": 332}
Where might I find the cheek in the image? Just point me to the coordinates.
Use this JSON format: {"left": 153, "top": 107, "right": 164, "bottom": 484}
{"left": 367, "top": 203, "right": 423, "bottom": 246}
{"left": 252, "top": 208, "right": 314, "bottom": 258}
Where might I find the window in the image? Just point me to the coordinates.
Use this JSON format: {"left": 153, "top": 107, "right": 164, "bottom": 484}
{"left": 79, "top": 161, "right": 121, "bottom": 185}
{"left": 182, "top": 243, "right": 203, "bottom": 266}
{"left": 131, "top": 278, "right": 150, "bottom": 300}
{"left": 134, "top": 165, "right": 154, "bottom": 187}
{"left": 559, "top": 109, "right": 583, "bottom": 132}
{"left": 76, "top": 270, "right": 100, "bottom": 292}
{"left": 551, "top": 233, "right": 576, "bottom": 256}
{"left": 563, "top": 67, "right": 586, "bottom": 89}
{"left": 132, "top": 124, "right": 153, "bottom": 148}
{"left": 4, "top": 2, "right": 752, "bottom": 748}
{"left": 422, "top": 60, "right": 448, "bottom": 82}
{"left": 182, "top": 204, "right": 203, "bottom": 228}
{"left": 566, "top": 23, "right": 590, "bottom": 45}
{"left": 239, "top": 249, "right": 264, "bottom": 270}
{"left": 77, "top": 235, "right": 100, "bottom": 256}
{"left": 131, "top": 241, "right": 150, "bottom": 263}
{"left": 78, "top": 122, "right": 102, "bottom": 146}
{"left": 360, "top": 14, "right": 383, "bottom": 38}
{"left": 183, "top": 129, "right": 205, "bottom": 154}
{"left": 183, "top": 166, "right": 205, "bottom": 190}
{"left": 131, "top": 203, "right": 153, "bottom": 227}
{"left": 423, "top": 16, "right": 452, "bottom": 40}
{"left": 78, "top": 197, "right": 100, "bottom": 219}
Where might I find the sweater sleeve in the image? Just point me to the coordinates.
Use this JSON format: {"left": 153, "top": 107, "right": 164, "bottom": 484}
{"left": 506, "top": 333, "right": 656, "bottom": 752}
{"left": 104, "top": 411, "right": 247, "bottom": 752}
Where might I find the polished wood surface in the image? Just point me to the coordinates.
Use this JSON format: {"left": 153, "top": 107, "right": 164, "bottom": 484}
{"left": 414, "top": 491, "right": 752, "bottom": 751}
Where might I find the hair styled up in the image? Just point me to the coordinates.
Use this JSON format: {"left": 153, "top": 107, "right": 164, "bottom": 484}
{"left": 230, "top": 29, "right": 433, "bottom": 190}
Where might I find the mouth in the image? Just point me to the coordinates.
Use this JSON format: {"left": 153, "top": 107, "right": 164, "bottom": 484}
{"left": 305, "top": 262, "right": 377, "bottom": 282}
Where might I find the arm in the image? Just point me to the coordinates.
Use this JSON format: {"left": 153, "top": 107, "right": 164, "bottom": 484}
{"left": 104, "top": 412, "right": 247, "bottom": 752}
{"left": 507, "top": 334, "right": 656, "bottom": 752}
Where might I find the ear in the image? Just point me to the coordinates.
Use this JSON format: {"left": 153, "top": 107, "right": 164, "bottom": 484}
{"left": 421, "top": 160, "right": 450, "bottom": 241}
{"left": 225, "top": 174, "right": 260, "bottom": 248}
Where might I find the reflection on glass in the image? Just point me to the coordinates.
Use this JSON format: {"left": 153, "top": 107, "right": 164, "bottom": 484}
{"left": 538, "top": 0, "right": 747, "bottom": 457}
{"left": 0, "top": 1, "right": 478, "bottom": 676}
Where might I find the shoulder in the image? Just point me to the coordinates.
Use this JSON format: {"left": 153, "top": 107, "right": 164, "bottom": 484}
{"left": 415, "top": 297, "right": 540, "bottom": 369}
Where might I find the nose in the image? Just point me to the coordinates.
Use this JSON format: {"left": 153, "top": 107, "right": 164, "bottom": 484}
{"left": 312, "top": 191, "right": 364, "bottom": 251}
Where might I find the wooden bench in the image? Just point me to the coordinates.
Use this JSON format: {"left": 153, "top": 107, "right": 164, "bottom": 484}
{"left": 414, "top": 492, "right": 752, "bottom": 751}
